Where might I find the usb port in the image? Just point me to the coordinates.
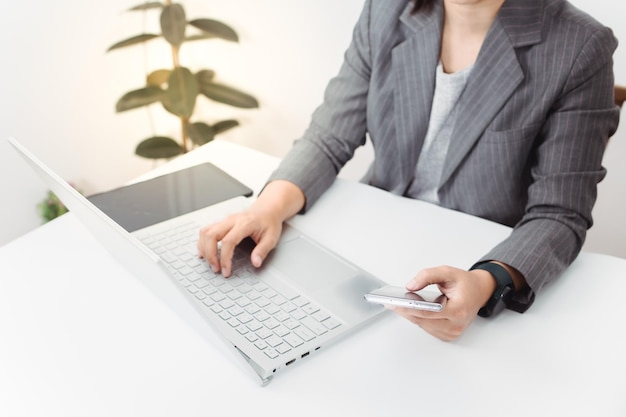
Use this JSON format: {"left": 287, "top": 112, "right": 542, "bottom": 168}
{"left": 301, "top": 352, "right": 310, "bottom": 358}
{"left": 286, "top": 359, "right": 296, "bottom": 366}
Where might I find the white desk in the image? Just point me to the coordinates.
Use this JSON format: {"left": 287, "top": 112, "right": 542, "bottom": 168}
{"left": 2, "top": 140, "right": 625, "bottom": 416}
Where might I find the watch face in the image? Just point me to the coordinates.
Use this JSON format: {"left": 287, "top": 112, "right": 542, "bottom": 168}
{"left": 493, "top": 286, "right": 513, "bottom": 315}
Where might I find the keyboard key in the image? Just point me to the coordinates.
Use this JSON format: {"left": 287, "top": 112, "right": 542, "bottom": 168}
{"left": 246, "top": 321, "right": 263, "bottom": 332}
{"left": 255, "top": 297, "right": 271, "bottom": 308}
{"left": 237, "top": 313, "right": 254, "bottom": 325}
{"left": 194, "top": 279, "right": 210, "bottom": 289}
{"left": 262, "top": 288, "right": 278, "bottom": 299}
{"left": 302, "top": 304, "right": 320, "bottom": 315}
{"left": 274, "top": 295, "right": 289, "bottom": 306}
{"left": 301, "top": 317, "right": 327, "bottom": 336}
{"left": 264, "top": 318, "right": 280, "bottom": 330}
{"left": 273, "top": 311, "right": 290, "bottom": 322}
{"left": 292, "top": 296, "right": 310, "bottom": 307}
{"left": 255, "top": 310, "right": 271, "bottom": 322}
{"left": 202, "top": 287, "right": 217, "bottom": 296}
{"left": 283, "top": 318, "right": 300, "bottom": 330}
{"left": 254, "top": 340, "right": 268, "bottom": 350}
{"left": 276, "top": 344, "right": 292, "bottom": 354}
{"left": 256, "top": 328, "right": 273, "bottom": 339}
{"left": 291, "top": 309, "right": 307, "bottom": 320}
{"left": 312, "top": 310, "right": 331, "bottom": 322}
{"left": 265, "top": 335, "right": 283, "bottom": 348}
{"left": 263, "top": 348, "right": 279, "bottom": 359}
{"left": 284, "top": 333, "right": 304, "bottom": 348}
{"left": 228, "top": 306, "right": 244, "bottom": 317}
{"left": 227, "top": 290, "right": 243, "bottom": 301}
{"left": 264, "top": 304, "right": 280, "bottom": 315}
{"left": 274, "top": 325, "right": 290, "bottom": 338}
{"left": 281, "top": 302, "right": 297, "bottom": 314}
{"left": 322, "top": 318, "right": 341, "bottom": 330}
{"left": 244, "top": 304, "right": 260, "bottom": 315}
{"left": 219, "top": 299, "right": 235, "bottom": 310}
{"left": 210, "top": 293, "right": 227, "bottom": 303}
{"left": 179, "top": 266, "right": 194, "bottom": 277}
{"left": 294, "top": 327, "right": 316, "bottom": 342}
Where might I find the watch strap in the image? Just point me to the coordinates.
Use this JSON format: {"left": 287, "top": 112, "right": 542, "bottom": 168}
{"left": 470, "top": 262, "right": 515, "bottom": 318}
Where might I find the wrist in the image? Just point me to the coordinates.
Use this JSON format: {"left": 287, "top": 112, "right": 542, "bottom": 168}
{"left": 469, "top": 269, "right": 498, "bottom": 309}
{"left": 256, "top": 180, "right": 305, "bottom": 222}
{"left": 470, "top": 262, "right": 515, "bottom": 318}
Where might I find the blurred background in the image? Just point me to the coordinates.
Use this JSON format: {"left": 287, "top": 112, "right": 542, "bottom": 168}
{"left": 1, "top": 0, "right": 624, "bottom": 259}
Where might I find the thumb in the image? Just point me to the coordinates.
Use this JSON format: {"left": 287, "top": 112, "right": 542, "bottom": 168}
{"left": 406, "top": 266, "right": 451, "bottom": 291}
{"left": 250, "top": 235, "right": 279, "bottom": 268}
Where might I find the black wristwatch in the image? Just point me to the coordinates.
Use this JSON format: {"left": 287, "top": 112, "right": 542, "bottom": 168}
{"left": 470, "top": 262, "right": 515, "bottom": 318}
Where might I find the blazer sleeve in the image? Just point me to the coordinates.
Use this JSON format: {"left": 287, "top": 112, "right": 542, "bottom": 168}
{"left": 478, "top": 26, "right": 620, "bottom": 305}
{"left": 266, "top": 0, "right": 373, "bottom": 211}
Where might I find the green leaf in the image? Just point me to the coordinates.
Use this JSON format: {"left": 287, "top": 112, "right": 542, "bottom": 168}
{"left": 135, "top": 136, "right": 183, "bottom": 159}
{"left": 185, "top": 33, "right": 217, "bottom": 42}
{"left": 162, "top": 67, "right": 198, "bottom": 118}
{"left": 116, "top": 86, "right": 164, "bottom": 112}
{"left": 107, "top": 33, "right": 160, "bottom": 52}
{"left": 186, "top": 122, "right": 215, "bottom": 146}
{"left": 199, "top": 82, "right": 259, "bottom": 109}
{"left": 212, "top": 119, "right": 239, "bottom": 135}
{"left": 160, "top": 3, "right": 186, "bottom": 47}
{"left": 128, "top": 2, "right": 163, "bottom": 11}
{"left": 188, "top": 19, "right": 239, "bottom": 42}
{"left": 147, "top": 69, "right": 171, "bottom": 87}
{"left": 195, "top": 69, "right": 215, "bottom": 85}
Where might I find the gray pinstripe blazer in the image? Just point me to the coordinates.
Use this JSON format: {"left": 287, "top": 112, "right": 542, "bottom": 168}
{"left": 269, "top": 0, "right": 620, "bottom": 302}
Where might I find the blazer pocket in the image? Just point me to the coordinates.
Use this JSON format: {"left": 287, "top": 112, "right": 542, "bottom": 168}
{"left": 481, "top": 124, "right": 542, "bottom": 144}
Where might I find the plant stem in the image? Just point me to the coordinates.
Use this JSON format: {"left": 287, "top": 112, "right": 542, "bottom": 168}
{"left": 180, "top": 117, "right": 188, "bottom": 153}
{"left": 164, "top": 0, "right": 188, "bottom": 153}
{"left": 170, "top": 45, "right": 187, "bottom": 152}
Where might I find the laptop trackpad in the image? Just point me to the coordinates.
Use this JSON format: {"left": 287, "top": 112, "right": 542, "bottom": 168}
{"left": 267, "top": 237, "right": 357, "bottom": 292}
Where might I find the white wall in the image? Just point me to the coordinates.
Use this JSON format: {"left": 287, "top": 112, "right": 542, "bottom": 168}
{"left": 1, "top": 0, "right": 624, "bottom": 259}
{"left": 0, "top": 0, "right": 366, "bottom": 245}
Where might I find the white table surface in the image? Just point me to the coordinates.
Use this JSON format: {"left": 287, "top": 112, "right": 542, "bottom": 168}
{"left": 1, "top": 140, "right": 625, "bottom": 416}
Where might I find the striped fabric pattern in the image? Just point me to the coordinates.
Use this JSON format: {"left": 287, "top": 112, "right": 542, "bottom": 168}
{"left": 268, "top": 0, "right": 620, "bottom": 297}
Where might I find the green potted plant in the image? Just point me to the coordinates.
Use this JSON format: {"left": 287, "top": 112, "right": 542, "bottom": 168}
{"left": 107, "top": 1, "right": 259, "bottom": 159}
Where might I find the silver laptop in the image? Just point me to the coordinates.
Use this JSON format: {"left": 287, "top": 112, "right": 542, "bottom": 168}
{"left": 8, "top": 137, "right": 386, "bottom": 385}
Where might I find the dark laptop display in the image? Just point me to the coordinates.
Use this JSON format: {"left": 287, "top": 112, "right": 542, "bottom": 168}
{"left": 87, "top": 163, "right": 253, "bottom": 232}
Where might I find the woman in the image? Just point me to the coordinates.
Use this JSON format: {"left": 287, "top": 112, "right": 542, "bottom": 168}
{"left": 197, "top": 0, "right": 619, "bottom": 340}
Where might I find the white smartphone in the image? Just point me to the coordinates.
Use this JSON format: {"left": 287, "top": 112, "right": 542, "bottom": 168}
{"left": 364, "top": 285, "right": 447, "bottom": 312}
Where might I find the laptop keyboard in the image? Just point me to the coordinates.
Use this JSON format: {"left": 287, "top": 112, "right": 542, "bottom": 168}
{"left": 136, "top": 221, "right": 342, "bottom": 360}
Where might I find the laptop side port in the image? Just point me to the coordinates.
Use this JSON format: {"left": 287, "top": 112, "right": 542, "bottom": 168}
{"left": 286, "top": 358, "right": 296, "bottom": 366}
{"left": 301, "top": 352, "right": 310, "bottom": 358}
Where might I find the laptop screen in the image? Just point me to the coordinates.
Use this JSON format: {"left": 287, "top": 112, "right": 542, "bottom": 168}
{"left": 87, "top": 163, "right": 253, "bottom": 232}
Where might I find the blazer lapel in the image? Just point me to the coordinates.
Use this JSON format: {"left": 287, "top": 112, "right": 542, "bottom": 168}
{"left": 392, "top": 2, "right": 443, "bottom": 186}
{"left": 439, "top": 0, "right": 543, "bottom": 186}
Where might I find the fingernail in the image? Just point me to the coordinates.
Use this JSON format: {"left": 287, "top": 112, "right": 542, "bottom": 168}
{"left": 406, "top": 278, "right": 418, "bottom": 290}
{"left": 252, "top": 254, "right": 263, "bottom": 267}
